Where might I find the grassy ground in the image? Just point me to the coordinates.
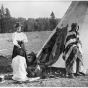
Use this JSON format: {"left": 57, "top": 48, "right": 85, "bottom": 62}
{"left": 0, "top": 31, "right": 51, "bottom": 56}
{"left": 0, "top": 31, "right": 88, "bottom": 87}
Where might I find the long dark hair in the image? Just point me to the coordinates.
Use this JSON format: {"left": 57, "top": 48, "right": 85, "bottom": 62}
{"left": 16, "top": 48, "right": 25, "bottom": 57}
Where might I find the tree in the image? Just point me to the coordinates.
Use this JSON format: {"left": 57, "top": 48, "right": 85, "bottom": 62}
{"left": 17, "top": 17, "right": 26, "bottom": 24}
{"left": 5, "top": 8, "right": 11, "bottom": 18}
{"left": 1, "top": 4, "right": 5, "bottom": 18}
{"left": 23, "top": 21, "right": 28, "bottom": 32}
{"left": 49, "top": 12, "right": 57, "bottom": 31}
{"left": 0, "top": 5, "right": 16, "bottom": 33}
{"left": 44, "top": 18, "right": 51, "bottom": 31}
{"left": 33, "top": 21, "right": 38, "bottom": 31}
{"left": 50, "top": 12, "right": 55, "bottom": 19}
{"left": 27, "top": 18, "right": 35, "bottom": 31}
{"left": 0, "top": 5, "right": 6, "bottom": 33}
{"left": 0, "top": 4, "right": 60, "bottom": 33}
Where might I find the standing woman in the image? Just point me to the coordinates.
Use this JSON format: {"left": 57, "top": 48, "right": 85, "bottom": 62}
{"left": 62, "top": 23, "right": 84, "bottom": 78}
{"left": 12, "top": 22, "right": 29, "bottom": 66}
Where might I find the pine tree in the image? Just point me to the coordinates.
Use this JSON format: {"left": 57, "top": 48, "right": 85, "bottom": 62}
{"left": 50, "top": 12, "right": 55, "bottom": 19}
{"left": 1, "top": 4, "right": 5, "bottom": 18}
{"left": 50, "top": 12, "right": 57, "bottom": 31}
{"left": 5, "top": 8, "right": 11, "bottom": 18}
{"left": 0, "top": 5, "right": 11, "bottom": 33}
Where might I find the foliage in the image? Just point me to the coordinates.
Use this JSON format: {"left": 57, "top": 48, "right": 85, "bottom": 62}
{"left": 50, "top": 12, "right": 58, "bottom": 31}
{"left": 0, "top": 5, "right": 61, "bottom": 33}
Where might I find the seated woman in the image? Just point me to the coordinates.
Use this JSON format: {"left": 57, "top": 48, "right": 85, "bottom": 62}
{"left": 11, "top": 48, "right": 28, "bottom": 82}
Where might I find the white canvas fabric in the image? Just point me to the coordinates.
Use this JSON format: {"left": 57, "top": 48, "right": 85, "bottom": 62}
{"left": 52, "top": 54, "right": 65, "bottom": 68}
{"left": 36, "top": 1, "right": 88, "bottom": 74}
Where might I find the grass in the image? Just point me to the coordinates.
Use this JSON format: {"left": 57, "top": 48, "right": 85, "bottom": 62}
{"left": 0, "top": 31, "right": 88, "bottom": 87}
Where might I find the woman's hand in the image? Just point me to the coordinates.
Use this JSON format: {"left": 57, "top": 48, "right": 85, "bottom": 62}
{"left": 17, "top": 45, "right": 21, "bottom": 48}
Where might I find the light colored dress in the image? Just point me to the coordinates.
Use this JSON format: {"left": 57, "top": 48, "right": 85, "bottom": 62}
{"left": 12, "top": 55, "right": 28, "bottom": 81}
{"left": 12, "top": 32, "right": 28, "bottom": 46}
{"left": 12, "top": 32, "right": 28, "bottom": 59}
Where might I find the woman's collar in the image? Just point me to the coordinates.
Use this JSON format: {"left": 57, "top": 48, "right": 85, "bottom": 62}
{"left": 16, "top": 31, "right": 21, "bottom": 33}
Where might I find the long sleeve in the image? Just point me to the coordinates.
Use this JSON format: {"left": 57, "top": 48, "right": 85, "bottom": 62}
{"left": 12, "top": 32, "right": 28, "bottom": 46}
{"left": 12, "top": 33, "right": 18, "bottom": 46}
{"left": 22, "top": 33, "right": 28, "bottom": 43}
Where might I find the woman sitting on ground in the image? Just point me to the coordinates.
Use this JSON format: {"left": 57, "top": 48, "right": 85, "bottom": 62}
{"left": 11, "top": 48, "right": 28, "bottom": 82}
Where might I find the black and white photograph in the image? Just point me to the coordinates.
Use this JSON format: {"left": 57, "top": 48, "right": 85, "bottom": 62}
{"left": 0, "top": 0, "right": 87, "bottom": 87}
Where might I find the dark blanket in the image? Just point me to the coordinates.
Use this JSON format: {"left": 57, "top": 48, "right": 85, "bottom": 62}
{"left": 37, "top": 26, "right": 68, "bottom": 66}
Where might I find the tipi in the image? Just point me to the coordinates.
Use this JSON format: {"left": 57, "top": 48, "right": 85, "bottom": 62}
{"left": 36, "top": 1, "right": 88, "bottom": 73}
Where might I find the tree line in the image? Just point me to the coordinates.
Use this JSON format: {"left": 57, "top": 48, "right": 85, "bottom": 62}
{"left": 0, "top": 5, "right": 61, "bottom": 33}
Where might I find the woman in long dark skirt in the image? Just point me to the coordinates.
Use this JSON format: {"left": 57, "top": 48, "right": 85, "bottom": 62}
{"left": 12, "top": 22, "right": 29, "bottom": 66}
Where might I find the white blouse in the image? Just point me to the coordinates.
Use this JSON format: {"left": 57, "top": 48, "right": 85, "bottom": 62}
{"left": 12, "top": 32, "right": 28, "bottom": 46}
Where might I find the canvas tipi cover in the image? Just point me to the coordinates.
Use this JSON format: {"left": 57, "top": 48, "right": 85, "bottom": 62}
{"left": 37, "top": 1, "right": 88, "bottom": 73}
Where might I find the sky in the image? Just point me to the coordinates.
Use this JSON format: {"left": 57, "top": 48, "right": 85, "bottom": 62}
{"left": 0, "top": 0, "right": 71, "bottom": 19}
